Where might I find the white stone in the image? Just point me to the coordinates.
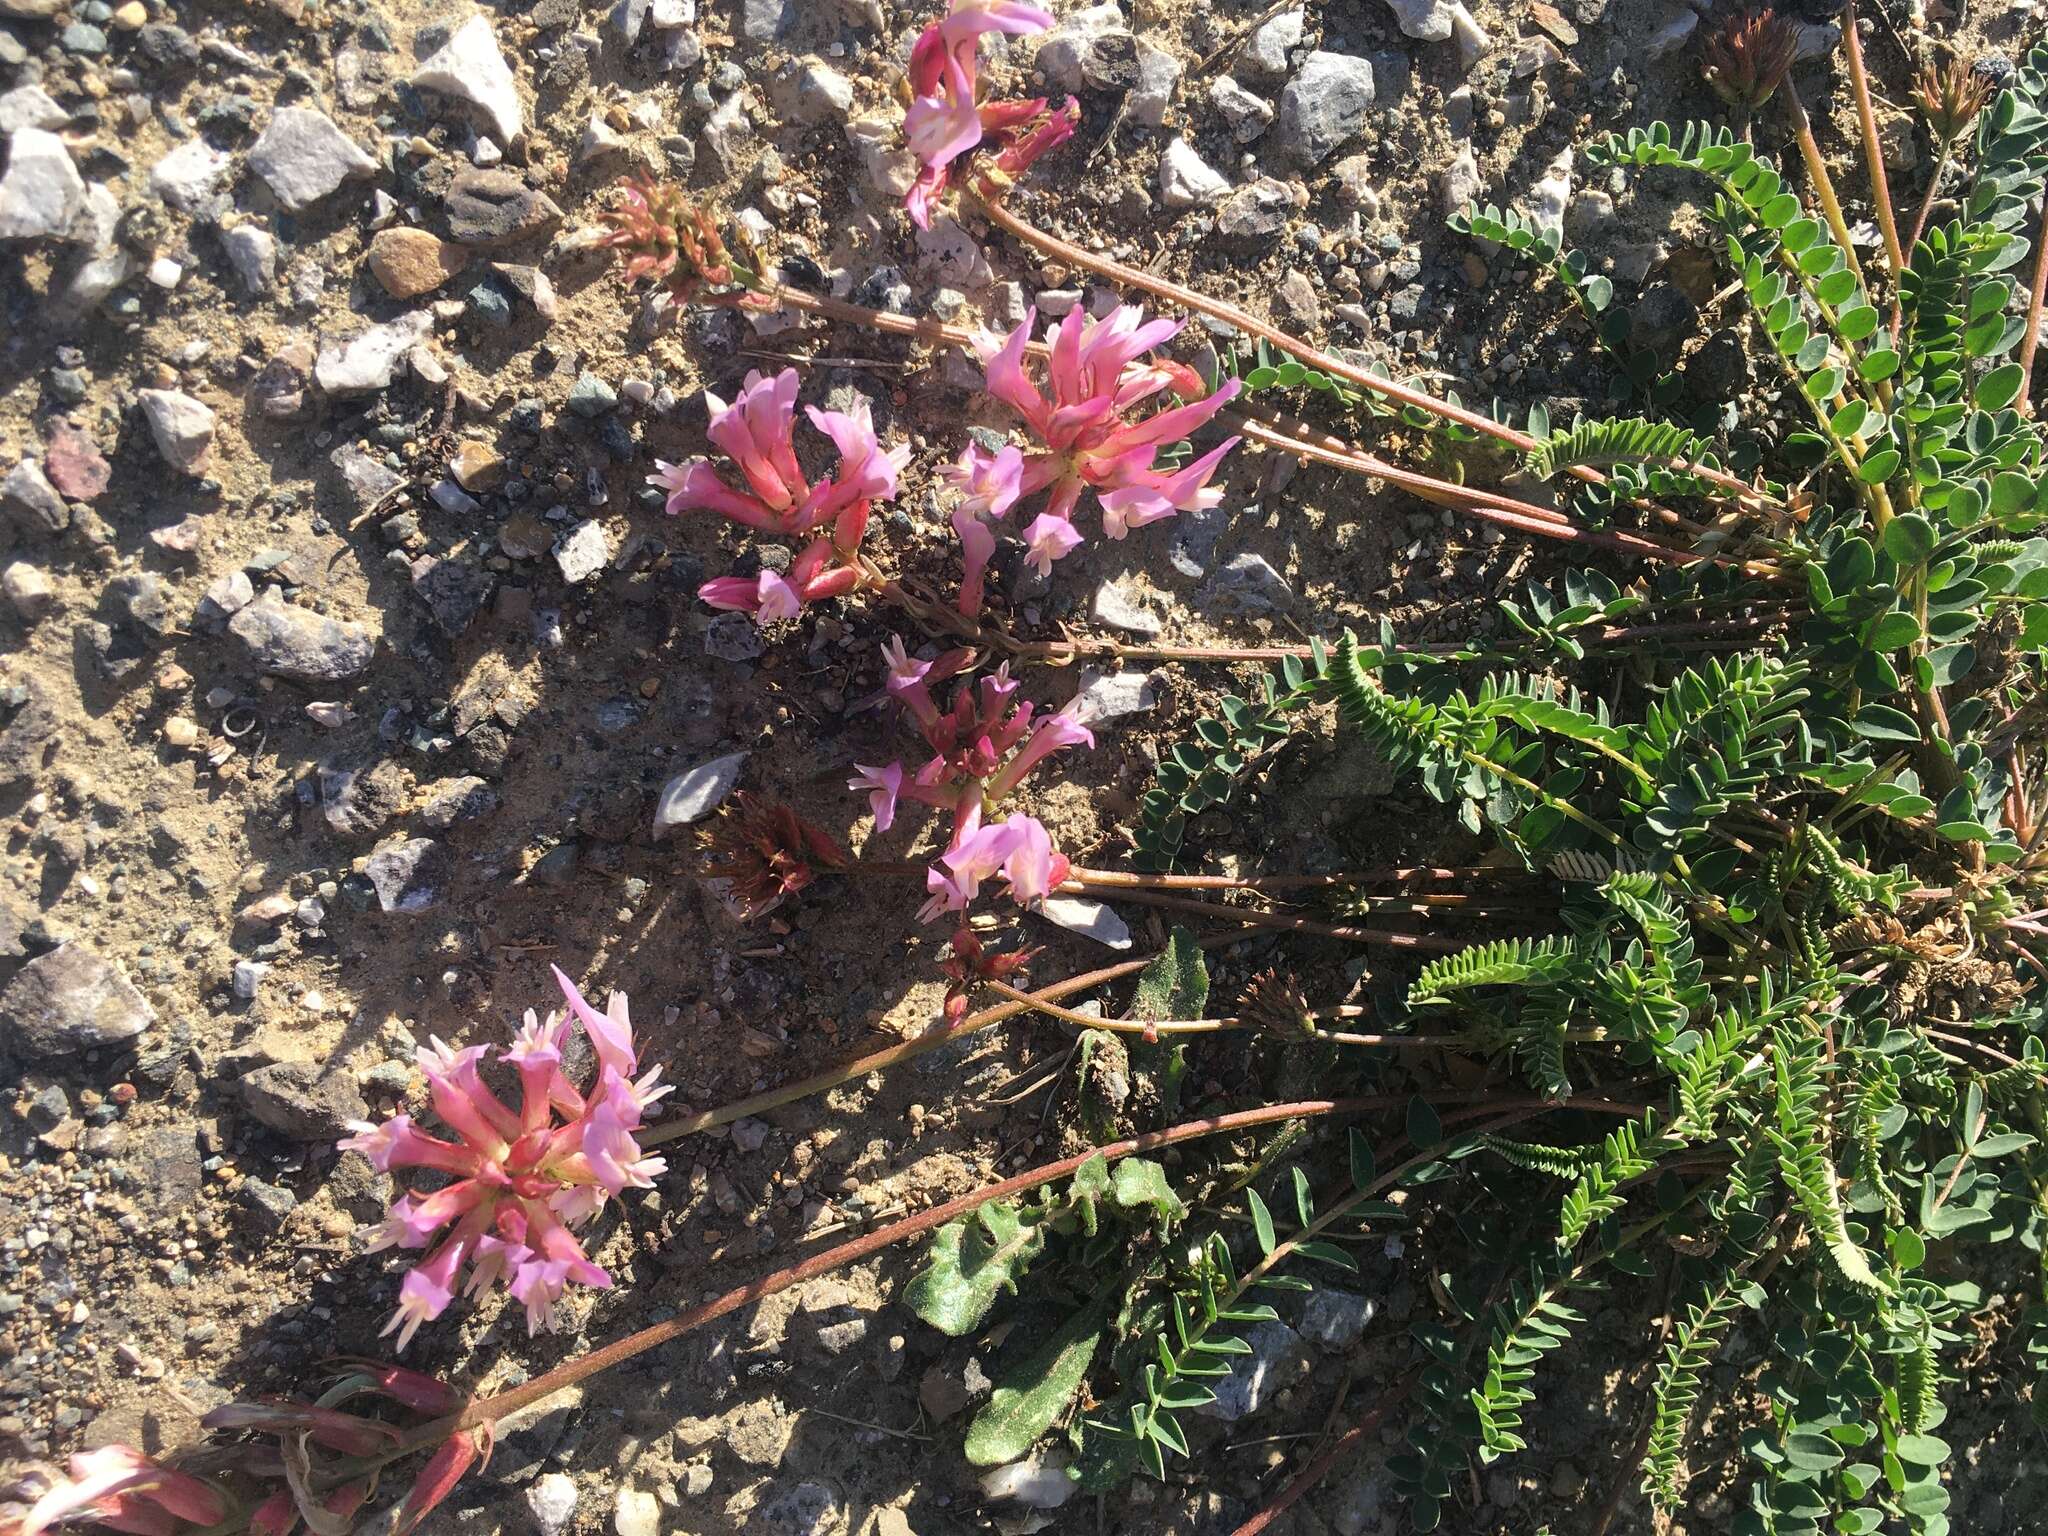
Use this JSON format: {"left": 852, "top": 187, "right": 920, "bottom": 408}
{"left": 791, "top": 59, "right": 854, "bottom": 124}
{"left": 1072, "top": 670, "right": 1157, "bottom": 725}
{"left": 1383, "top": 0, "right": 1452, "bottom": 41}
{"left": 247, "top": 107, "right": 378, "bottom": 212}
{"left": 979, "top": 1451, "right": 1079, "bottom": 1508}
{"left": 147, "top": 256, "right": 182, "bottom": 288}
{"left": 1037, "top": 896, "right": 1132, "bottom": 949}
{"left": 1034, "top": 3, "right": 1127, "bottom": 93}
{"left": 525, "top": 1474, "right": 578, "bottom": 1536}
{"left": 411, "top": 14, "right": 524, "bottom": 145}
{"left": 1090, "top": 577, "right": 1161, "bottom": 634}
{"left": 315, "top": 311, "right": 434, "bottom": 395}
{"left": 0, "top": 128, "right": 88, "bottom": 243}
{"left": 914, "top": 213, "right": 991, "bottom": 287}
{"left": 553, "top": 519, "right": 611, "bottom": 583}
{"left": 224, "top": 225, "right": 278, "bottom": 295}
{"left": 1523, "top": 148, "right": 1572, "bottom": 239}
{"left": 611, "top": 1488, "right": 659, "bottom": 1536}
{"left": 1442, "top": 143, "right": 1482, "bottom": 217}
{"left": 650, "top": 0, "right": 693, "bottom": 22}
{"left": 1300, "top": 1288, "right": 1376, "bottom": 1348}
{"left": 1448, "top": 3, "right": 1491, "bottom": 69}
{"left": 149, "top": 138, "right": 233, "bottom": 216}
{"left": 1241, "top": 9, "right": 1305, "bottom": 78}
{"left": 1644, "top": 5, "right": 1697, "bottom": 59}
{"left": 654, "top": 751, "right": 746, "bottom": 835}
{"left": 1159, "top": 136, "right": 1230, "bottom": 208}
{"left": 136, "top": 389, "right": 216, "bottom": 474}
{"left": 0, "top": 85, "right": 66, "bottom": 135}
{"left": 3, "top": 561, "right": 54, "bottom": 621}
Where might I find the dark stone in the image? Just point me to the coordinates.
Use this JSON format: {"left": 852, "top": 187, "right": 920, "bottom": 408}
{"left": 1630, "top": 281, "right": 1700, "bottom": 366}
{"left": 238, "top": 1177, "right": 299, "bottom": 1230}
{"left": 130, "top": 1124, "right": 203, "bottom": 1212}
{"left": 137, "top": 23, "right": 202, "bottom": 69}
{"left": 364, "top": 838, "right": 449, "bottom": 913}
{"left": 0, "top": 942, "right": 156, "bottom": 1058}
{"left": 0, "top": 676, "right": 60, "bottom": 789}
{"left": 443, "top": 169, "right": 563, "bottom": 249}
{"left": 411, "top": 557, "right": 495, "bottom": 637}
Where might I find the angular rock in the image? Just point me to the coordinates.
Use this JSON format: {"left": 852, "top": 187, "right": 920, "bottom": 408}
{"left": 1241, "top": 9, "right": 1306, "bottom": 79}
{"left": 411, "top": 14, "right": 523, "bottom": 144}
{"left": 554, "top": 519, "right": 612, "bottom": 583}
{"left": 654, "top": 750, "right": 746, "bottom": 835}
{"left": 239, "top": 1061, "right": 370, "bottom": 1141}
{"left": 248, "top": 107, "right": 378, "bottom": 212}
{"left": 420, "top": 775, "right": 499, "bottom": 829}
{"left": 1130, "top": 41, "right": 1180, "bottom": 127}
{"left": 1216, "top": 177, "right": 1293, "bottom": 239}
{"left": 4, "top": 562, "right": 54, "bottom": 622}
{"left": 364, "top": 838, "right": 450, "bottom": 913}
{"left": 1210, "top": 76, "right": 1274, "bottom": 143}
{"left": 740, "top": 0, "right": 791, "bottom": 39}
{"left": 1159, "top": 137, "right": 1229, "bottom": 208}
{"left": 0, "top": 128, "right": 89, "bottom": 243}
{"left": 223, "top": 224, "right": 278, "bottom": 295}
{"left": 790, "top": 59, "right": 853, "bottom": 124}
{"left": 367, "top": 226, "right": 467, "bottom": 297}
{"left": 526, "top": 1475, "right": 578, "bottom": 1536}
{"left": 1072, "top": 670, "right": 1157, "bottom": 725}
{"left": 2, "top": 459, "right": 70, "bottom": 536}
{"left": 1276, "top": 51, "right": 1374, "bottom": 167}
{"left": 0, "top": 942, "right": 156, "bottom": 1057}
{"left": 329, "top": 443, "right": 404, "bottom": 513}
{"left": 1384, "top": 0, "right": 1453, "bottom": 41}
{"left": 1197, "top": 1319, "right": 1308, "bottom": 1421}
{"left": 1442, "top": 143, "right": 1483, "bottom": 216}
{"left": 701, "top": 92, "right": 755, "bottom": 174}
{"left": 149, "top": 138, "right": 234, "bottom": 217}
{"left": 1037, "top": 895, "right": 1132, "bottom": 949}
{"left": 1301, "top": 1288, "right": 1376, "bottom": 1348}
{"left": 1034, "top": 3, "right": 1127, "bottom": 93}
{"left": 228, "top": 591, "right": 376, "bottom": 683}
{"left": 136, "top": 389, "right": 216, "bottom": 474}
{"left": 315, "top": 310, "right": 433, "bottom": 394}
{"left": 412, "top": 557, "right": 494, "bottom": 637}
{"left": 0, "top": 85, "right": 66, "bottom": 135}
{"left": 443, "top": 168, "right": 561, "bottom": 249}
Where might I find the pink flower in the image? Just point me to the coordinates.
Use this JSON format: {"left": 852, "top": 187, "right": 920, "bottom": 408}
{"left": 21, "top": 1447, "right": 228, "bottom": 1536}
{"left": 900, "top": 0, "right": 1059, "bottom": 228}
{"left": 338, "top": 969, "right": 666, "bottom": 1348}
{"left": 969, "top": 306, "right": 1242, "bottom": 561}
{"left": 990, "top": 702, "right": 1094, "bottom": 797}
{"left": 705, "top": 369, "right": 805, "bottom": 510}
{"left": 806, "top": 399, "right": 912, "bottom": 516}
{"left": 942, "top": 441, "right": 1025, "bottom": 517}
{"left": 997, "top": 813, "right": 1068, "bottom": 904}
{"left": 699, "top": 570, "right": 804, "bottom": 625}
{"left": 1022, "top": 512, "right": 1084, "bottom": 574}
{"left": 850, "top": 762, "right": 905, "bottom": 831}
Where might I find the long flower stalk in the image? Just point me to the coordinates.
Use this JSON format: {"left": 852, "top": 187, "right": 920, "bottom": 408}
{"left": 1782, "top": 76, "right": 1870, "bottom": 294}
{"left": 1841, "top": 3, "right": 1905, "bottom": 281}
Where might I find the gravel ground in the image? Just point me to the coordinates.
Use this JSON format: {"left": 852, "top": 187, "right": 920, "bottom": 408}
{"left": 2, "top": 0, "right": 2043, "bottom": 1533}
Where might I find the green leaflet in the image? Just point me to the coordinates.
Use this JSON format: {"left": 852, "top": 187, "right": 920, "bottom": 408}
{"left": 963, "top": 1297, "right": 1112, "bottom": 1466}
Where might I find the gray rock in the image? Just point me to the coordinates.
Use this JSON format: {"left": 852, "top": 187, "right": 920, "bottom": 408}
{"left": 1209, "top": 76, "right": 1274, "bottom": 142}
{"left": 755, "top": 1482, "right": 843, "bottom": 1536}
{"left": 554, "top": 519, "right": 612, "bottom": 582}
{"left": 248, "top": 108, "right": 378, "bottom": 212}
{"left": 1300, "top": 1288, "right": 1376, "bottom": 1348}
{"left": 421, "top": 775, "right": 500, "bottom": 829}
{"left": 0, "top": 127, "right": 89, "bottom": 243}
{"left": 444, "top": 168, "right": 562, "bottom": 248}
{"left": 364, "top": 838, "right": 450, "bottom": 914}
{"left": 1035, "top": 3, "right": 1128, "bottom": 93}
{"left": 1129, "top": 41, "right": 1180, "bottom": 127}
{"left": 330, "top": 443, "right": 404, "bottom": 513}
{"left": 1197, "top": 1319, "right": 1308, "bottom": 1421}
{"left": 1072, "top": 670, "right": 1157, "bottom": 725}
{"left": 412, "top": 557, "right": 494, "bottom": 637}
{"left": 2, "top": 460, "right": 70, "bottom": 536}
{"left": 791, "top": 60, "right": 854, "bottom": 124}
{"left": 1442, "top": 143, "right": 1483, "bottom": 216}
{"left": 321, "top": 758, "right": 409, "bottom": 837}
{"left": 231, "top": 959, "right": 269, "bottom": 1002}
{"left": 136, "top": 389, "right": 216, "bottom": 474}
{"left": 1276, "top": 51, "right": 1374, "bottom": 166}
{"left": 1206, "top": 552, "right": 1294, "bottom": 614}
{"left": 0, "top": 85, "right": 66, "bottom": 135}
{"left": 228, "top": 591, "right": 377, "bottom": 683}
{"left": 740, "top": 0, "right": 792, "bottom": 40}
{"left": 1169, "top": 502, "right": 1228, "bottom": 577}
{"left": 196, "top": 569, "right": 255, "bottom": 629}
{"left": 411, "top": 14, "right": 523, "bottom": 144}
{"left": 1384, "top": 0, "right": 1454, "bottom": 41}
{"left": 654, "top": 750, "right": 746, "bottom": 835}
{"left": 1240, "top": 9, "right": 1305, "bottom": 79}
{"left": 1090, "top": 577, "right": 1161, "bottom": 634}
{"left": 705, "top": 612, "right": 764, "bottom": 661}
{"left": 701, "top": 92, "right": 755, "bottom": 173}
{"left": 1159, "top": 137, "right": 1230, "bottom": 208}
{"left": 238, "top": 1176, "right": 298, "bottom": 1230}
{"left": 239, "top": 1060, "right": 370, "bottom": 1140}
{"left": 1216, "top": 177, "right": 1293, "bottom": 239}
{"left": 566, "top": 372, "right": 617, "bottom": 418}
{"left": 315, "top": 311, "right": 433, "bottom": 395}
{"left": 0, "top": 943, "right": 155, "bottom": 1057}
{"left": 148, "top": 139, "right": 234, "bottom": 217}
{"left": 223, "top": 224, "right": 278, "bottom": 295}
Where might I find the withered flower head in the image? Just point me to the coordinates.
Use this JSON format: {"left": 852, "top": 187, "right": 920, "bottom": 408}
{"left": 938, "top": 926, "right": 1040, "bottom": 1022}
{"left": 703, "top": 794, "right": 850, "bottom": 919}
{"left": 1239, "top": 968, "right": 1317, "bottom": 1042}
{"left": 598, "top": 177, "right": 745, "bottom": 304}
{"left": 1914, "top": 57, "right": 1995, "bottom": 145}
{"left": 1699, "top": 9, "right": 1801, "bottom": 114}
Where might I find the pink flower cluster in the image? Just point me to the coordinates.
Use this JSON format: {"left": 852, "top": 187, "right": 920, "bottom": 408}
{"left": 849, "top": 637, "right": 1092, "bottom": 920}
{"left": 904, "top": 0, "right": 1077, "bottom": 228}
{"left": 650, "top": 367, "right": 909, "bottom": 625}
{"left": 339, "top": 968, "right": 670, "bottom": 1349}
{"left": 946, "top": 305, "right": 1242, "bottom": 613}
{"left": 14, "top": 1447, "right": 227, "bottom": 1536}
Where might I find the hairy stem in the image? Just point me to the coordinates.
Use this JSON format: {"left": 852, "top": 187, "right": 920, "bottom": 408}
{"left": 2017, "top": 199, "right": 2048, "bottom": 417}
{"left": 1783, "top": 77, "right": 1871, "bottom": 295}
{"left": 1842, "top": 4, "right": 1906, "bottom": 281}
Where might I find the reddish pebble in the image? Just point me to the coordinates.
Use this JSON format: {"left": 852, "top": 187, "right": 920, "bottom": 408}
{"left": 44, "top": 422, "right": 111, "bottom": 501}
{"left": 109, "top": 1082, "right": 138, "bottom": 1105}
